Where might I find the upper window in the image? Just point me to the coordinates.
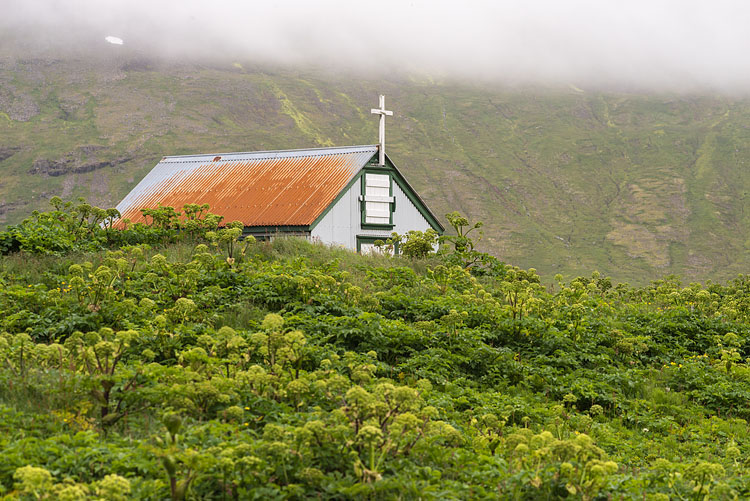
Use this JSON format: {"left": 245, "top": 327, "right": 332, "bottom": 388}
{"left": 361, "top": 173, "right": 394, "bottom": 227}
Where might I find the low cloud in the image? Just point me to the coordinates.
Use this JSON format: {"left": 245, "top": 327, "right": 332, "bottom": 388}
{"left": 4, "top": 0, "right": 750, "bottom": 92}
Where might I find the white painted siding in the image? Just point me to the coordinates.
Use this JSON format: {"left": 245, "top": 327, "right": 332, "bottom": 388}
{"left": 311, "top": 176, "right": 433, "bottom": 250}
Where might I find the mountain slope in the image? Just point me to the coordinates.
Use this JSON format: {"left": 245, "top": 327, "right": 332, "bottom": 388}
{"left": 0, "top": 54, "right": 748, "bottom": 283}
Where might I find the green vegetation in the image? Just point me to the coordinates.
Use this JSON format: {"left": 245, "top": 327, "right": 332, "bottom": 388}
{"left": 1, "top": 55, "right": 749, "bottom": 283}
{"left": 1, "top": 201, "right": 749, "bottom": 499}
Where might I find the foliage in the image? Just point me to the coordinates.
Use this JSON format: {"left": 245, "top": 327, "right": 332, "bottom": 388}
{"left": 385, "top": 229, "right": 439, "bottom": 259}
{"left": 0, "top": 198, "right": 230, "bottom": 257}
{"left": 2, "top": 208, "right": 750, "bottom": 499}
{"left": 436, "top": 212, "right": 508, "bottom": 276}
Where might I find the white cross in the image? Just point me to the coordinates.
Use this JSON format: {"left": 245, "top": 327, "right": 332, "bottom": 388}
{"left": 371, "top": 94, "right": 393, "bottom": 166}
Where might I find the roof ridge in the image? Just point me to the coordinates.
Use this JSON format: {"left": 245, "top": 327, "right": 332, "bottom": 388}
{"left": 162, "top": 144, "right": 378, "bottom": 160}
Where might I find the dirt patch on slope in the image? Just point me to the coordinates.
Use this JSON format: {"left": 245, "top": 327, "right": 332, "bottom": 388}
{"left": 0, "top": 146, "right": 20, "bottom": 163}
{"left": 29, "top": 145, "right": 132, "bottom": 177}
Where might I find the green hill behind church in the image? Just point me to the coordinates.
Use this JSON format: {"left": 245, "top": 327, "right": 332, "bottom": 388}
{"left": 1, "top": 53, "right": 748, "bottom": 284}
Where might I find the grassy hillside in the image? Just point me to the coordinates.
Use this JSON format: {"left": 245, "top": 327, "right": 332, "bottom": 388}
{"left": 1, "top": 216, "right": 750, "bottom": 498}
{"left": 0, "top": 52, "right": 748, "bottom": 283}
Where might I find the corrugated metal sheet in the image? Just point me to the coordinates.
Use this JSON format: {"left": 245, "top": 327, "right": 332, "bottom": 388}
{"left": 116, "top": 145, "right": 378, "bottom": 227}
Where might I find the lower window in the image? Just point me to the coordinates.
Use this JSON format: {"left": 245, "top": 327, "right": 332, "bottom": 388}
{"left": 356, "top": 236, "right": 398, "bottom": 256}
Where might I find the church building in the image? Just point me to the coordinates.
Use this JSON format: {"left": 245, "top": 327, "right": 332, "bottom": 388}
{"left": 115, "top": 96, "right": 444, "bottom": 252}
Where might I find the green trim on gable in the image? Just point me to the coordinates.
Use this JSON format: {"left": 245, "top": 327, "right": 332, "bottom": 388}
{"left": 383, "top": 155, "right": 445, "bottom": 234}
{"left": 309, "top": 151, "right": 445, "bottom": 235}
{"left": 309, "top": 169, "right": 364, "bottom": 231}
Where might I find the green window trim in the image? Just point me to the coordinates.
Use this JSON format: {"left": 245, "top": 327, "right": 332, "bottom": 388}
{"left": 360, "top": 169, "right": 395, "bottom": 230}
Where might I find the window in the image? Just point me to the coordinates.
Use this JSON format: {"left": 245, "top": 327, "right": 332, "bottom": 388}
{"left": 361, "top": 172, "right": 395, "bottom": 228}
{"left": 357, "top": 236, "right": 397, "bottom": 256}
{"left": 358, "top": 240, "right": 378, "bottom": 255}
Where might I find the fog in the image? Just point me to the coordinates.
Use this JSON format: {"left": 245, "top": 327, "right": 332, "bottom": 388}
{"left": 4, "top": 0, "right": 750, "bottom": 92}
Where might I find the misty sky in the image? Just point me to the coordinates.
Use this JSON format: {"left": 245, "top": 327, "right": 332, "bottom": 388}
{"left": 5, "top": 0, "right": 750, "bottom": 91}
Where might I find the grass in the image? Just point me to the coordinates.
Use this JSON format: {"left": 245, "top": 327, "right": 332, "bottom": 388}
{"left": 251, "top": 236, "right": 444, "bottom": 287}
{"left": 0, "top": 250, "right": 100, "bottom": 284}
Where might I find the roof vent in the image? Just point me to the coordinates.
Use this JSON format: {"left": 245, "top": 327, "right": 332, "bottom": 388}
{"left": 213, "top": 156, "right": 222, "bottom": 162}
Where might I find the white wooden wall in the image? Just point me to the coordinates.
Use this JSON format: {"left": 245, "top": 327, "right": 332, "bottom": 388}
{"left": 311, "top": 176, "right": 432, "bottom": 250}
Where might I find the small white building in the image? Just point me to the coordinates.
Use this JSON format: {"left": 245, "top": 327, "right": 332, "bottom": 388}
{"left": 115, "top": 97, "right": 443, "bottom": 252}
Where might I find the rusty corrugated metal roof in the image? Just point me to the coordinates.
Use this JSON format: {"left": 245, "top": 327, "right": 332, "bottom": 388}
{"left": 116, "top": 145, "right": 378, "bottom": 228}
